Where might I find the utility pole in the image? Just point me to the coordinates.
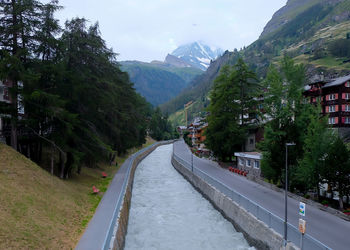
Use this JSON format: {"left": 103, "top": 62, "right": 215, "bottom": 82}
{"left": 191, "top": 149, "right": 193, "bottom": 172}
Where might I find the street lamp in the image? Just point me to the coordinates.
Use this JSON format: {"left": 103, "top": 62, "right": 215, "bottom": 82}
{"left": 191, "top": 151, "right": 193, "bottom": 172}
{"left": 284, "top": 142, "right": 296, "bottom": 246}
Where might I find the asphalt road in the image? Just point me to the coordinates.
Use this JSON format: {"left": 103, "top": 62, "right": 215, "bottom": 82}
{"left": 173, "top": 140, "right": 350, "bottom": 250}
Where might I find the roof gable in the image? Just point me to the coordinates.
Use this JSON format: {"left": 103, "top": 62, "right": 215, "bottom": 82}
{"left": 323, "top": 74, "right": 350, "bottom": 89}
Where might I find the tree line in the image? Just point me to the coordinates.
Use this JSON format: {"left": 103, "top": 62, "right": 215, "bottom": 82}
{"left": 0, "top": 0, "right": 174, "bottom": 178}
{"left": 205, "top": 56, "right": 350, "bottom": 209}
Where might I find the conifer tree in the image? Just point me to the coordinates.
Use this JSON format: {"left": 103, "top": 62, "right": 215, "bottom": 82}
{"left": 0, "top": 0, "right": 43, "bottom": 150}
{"left": 205, "top": 59, "right": 259, "bottom": 160}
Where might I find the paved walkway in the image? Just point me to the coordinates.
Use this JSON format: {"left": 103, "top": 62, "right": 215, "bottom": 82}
{"left": 76, "top": 155, "right": 134, "bottom": 250}
{"left": 174, "top": 140, "right": 350, "bottom": 250}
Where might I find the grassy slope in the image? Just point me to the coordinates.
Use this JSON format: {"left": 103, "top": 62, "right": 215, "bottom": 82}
{"left": 0, "top": 137, "right": 155, "bottom": 249}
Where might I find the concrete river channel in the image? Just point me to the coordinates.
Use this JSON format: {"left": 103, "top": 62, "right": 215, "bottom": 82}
{"left": 124, "top": 144, "right": 254, "bottom": 250}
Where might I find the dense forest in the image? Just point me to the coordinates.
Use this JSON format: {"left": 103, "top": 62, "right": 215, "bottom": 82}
{"left": 0, "top": 0, "right": 175, "bottom": 178}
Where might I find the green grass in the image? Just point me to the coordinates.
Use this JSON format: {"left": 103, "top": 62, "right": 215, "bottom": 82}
{"left": 0, "top": 137, "right": 155, "bottom": 249}
{"left": 311, "top": 56, "right": 350, "bottom": 70}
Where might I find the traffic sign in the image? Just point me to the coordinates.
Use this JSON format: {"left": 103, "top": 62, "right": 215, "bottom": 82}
{"left": 299, "top": 202, "right": 306, "bottom": 216}
{"left": 299, "top": 218, "right": 306, "bottom": 234}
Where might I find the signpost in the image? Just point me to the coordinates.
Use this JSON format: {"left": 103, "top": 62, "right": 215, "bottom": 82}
{"left": 298, "top": 218, "right": 306, "bottom": 234}
{"left": 298, "top": 202, "right": 306, "bottom": 249}
{"left": 299, "top": 202, "right": 306, "bottom": 217}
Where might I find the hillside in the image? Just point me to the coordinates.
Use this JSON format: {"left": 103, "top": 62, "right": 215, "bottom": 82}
{"left": 121, "top": 61, "right": 202, "bottom": 106}
{"left": 0, "top": 138, "right": 155, "bottom": 249}
{"left": 161, "top": 51, "right": 241, "bottom": 118}
{"left": 162, "top": 0, "right": 350, "bottom": 126}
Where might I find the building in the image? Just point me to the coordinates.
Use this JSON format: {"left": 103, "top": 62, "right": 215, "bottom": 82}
{"left": 303, "top": 74, "right": 350, "bottom": 133}
{"left": 0, "top": 80, "right": 12, "bottom": 143}
{"left": 234, "top": 152, "right": 262, "bottom": 178}
{"left": 187, "top": 117, "right": 209, "bottom": 152}
{"left": 176, "top": 126, "right": 187, "bottom": 135}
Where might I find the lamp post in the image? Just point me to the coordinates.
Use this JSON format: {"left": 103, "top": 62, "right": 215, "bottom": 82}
{"left": 284, "top": 142, "right": 296, "bottom": 246}
{"left": 191, "top": 151, "right": 193, "bottom": 172}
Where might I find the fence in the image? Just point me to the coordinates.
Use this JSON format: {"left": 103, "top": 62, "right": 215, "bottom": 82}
{"left": 172, "top": 152, "right": 332, "bottom": 250}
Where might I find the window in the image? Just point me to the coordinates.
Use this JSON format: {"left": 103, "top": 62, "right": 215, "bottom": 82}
{"left": 329, "top": 94, "right": 336, "bottom": 100}
{"left": 344, "top": 117, "right": 350, "bottom": 124}
{"left": 239, "top": 158, "right": 245, "bottom": 166}
{"left": 254, "top": 161, "right": 260, "bottom": 169}
{"left": 246, "top": 159, "right": 251, "bottom": 167}
{"left": 329, "top": 117, "right": 337, "bottom": 124}
{"left": 329, "top": 105, "right": 336, "bottom": 112}
{"left": 3, "top": 87, "right": 9, "bottom": 100}
{"left": 346, "top": 93, "right": 350, "bottom": 100}
{"left": 250, "top": 138, "right": 254, "bottom": 145}
{"left": 346, "top": 105, "right": 350, "bottom": 112}
{"left": 345, "top": 82, "right": 350, "bottom": 87}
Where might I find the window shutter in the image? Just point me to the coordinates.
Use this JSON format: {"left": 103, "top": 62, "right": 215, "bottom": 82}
{"left": 326, "top": 95, "right": 329, "bottom": 101}
{"left": 335, "top": 117, "right": 339, "bottom": 124}
{"left": 336, "top": 105, "right": 339, "bottom": 112}
{"left": 342, "top": 105, "right": 346, "bottom": 111}
{"left": 326, "top": 106, "right": 329, "bottom": 113}
{"left": 335, "top": 94, "right": 339, "bottom": 99}
{"left": 343, "top": 93, "right": 346, "bottom": 99}
{"left": 342, "top": 117, "right": 346, "bottom": 124}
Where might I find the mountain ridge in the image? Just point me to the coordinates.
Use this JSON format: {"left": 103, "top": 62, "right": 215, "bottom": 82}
{"left": 162, "top": 0, "right": 350, "bottom": 126}
{"left": 170, "top": 41, "right": 223, "bottom": 70}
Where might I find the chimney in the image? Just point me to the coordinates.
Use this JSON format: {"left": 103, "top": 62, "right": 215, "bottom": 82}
{"left": 320, "top": 72, "right": 324, "bottom": 82}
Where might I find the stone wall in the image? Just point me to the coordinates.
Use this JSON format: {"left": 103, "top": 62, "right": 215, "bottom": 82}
{"left": 172, "top": 155, "right": 298, "bottom": 250}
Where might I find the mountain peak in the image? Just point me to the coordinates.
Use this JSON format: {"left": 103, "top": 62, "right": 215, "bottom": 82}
{"left": 170, "top": 41, "right": 223, "bottom": 71}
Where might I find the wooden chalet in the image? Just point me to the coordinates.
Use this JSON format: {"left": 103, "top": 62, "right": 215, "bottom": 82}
{"left": 304, "top": 74, "right": 350, "bottom": 128}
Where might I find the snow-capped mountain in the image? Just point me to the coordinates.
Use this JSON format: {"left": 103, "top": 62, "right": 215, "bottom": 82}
{"left": 171, "top": 41, "right": 223, "bottom": 71}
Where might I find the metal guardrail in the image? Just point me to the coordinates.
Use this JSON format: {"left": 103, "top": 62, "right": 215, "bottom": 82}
{"left": 102, "top": 141, "right": 174, "bottom": 250}
{"left": 172, "top": 152, "right": 332, "bottom": 250}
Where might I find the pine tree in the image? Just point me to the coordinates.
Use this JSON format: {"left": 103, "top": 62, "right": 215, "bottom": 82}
{"left": 0, "top": 0, "right": 43, "bottom": 150}
{"left": 296, "top": 105, "right": 332, "bottom": 196}
{"left": 205, "top": 59, "right": 259, "bottom": 161}
{"left": 260, "top": 56, "right": 306, "bottom": 183}
{"left": 322, "top": 137, "right": 350, "bottom": 210}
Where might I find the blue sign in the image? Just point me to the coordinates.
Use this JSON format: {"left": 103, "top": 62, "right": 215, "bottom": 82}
{"left": 299, "top": 202, "right": 306, "bottom": 216}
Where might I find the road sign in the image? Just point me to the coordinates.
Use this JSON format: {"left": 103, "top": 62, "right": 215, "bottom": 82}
{"left": 299, "top": 218, "right": 306, "bottom": 234}
{"left": 299, "top": 202, "right": 306, "bottom": 216}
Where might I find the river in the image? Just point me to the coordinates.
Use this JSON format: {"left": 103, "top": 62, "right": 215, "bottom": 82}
{"left": 124, "top": 144, "right": 253, "bottom": 250}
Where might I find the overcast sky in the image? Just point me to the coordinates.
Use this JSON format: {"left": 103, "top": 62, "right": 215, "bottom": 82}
{"left": 53, "top": 0, "right": 287, "bottom": 62}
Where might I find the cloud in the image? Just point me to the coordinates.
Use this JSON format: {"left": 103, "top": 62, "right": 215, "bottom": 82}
{"left": 54, "top": 0, "right": 287, "bottom": 62}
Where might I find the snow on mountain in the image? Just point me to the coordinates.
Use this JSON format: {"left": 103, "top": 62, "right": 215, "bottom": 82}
{"left": 171, "top": 41, "right": 223, "bottom": 71}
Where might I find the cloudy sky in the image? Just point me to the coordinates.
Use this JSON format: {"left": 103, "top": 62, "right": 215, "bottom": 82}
{"left": 53, "top": 0, "right": 287, "bottom": 62}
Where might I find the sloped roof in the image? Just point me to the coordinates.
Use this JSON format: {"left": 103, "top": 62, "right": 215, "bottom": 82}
{"left": 323, "top": 74, "right": 350, "bottom": 88}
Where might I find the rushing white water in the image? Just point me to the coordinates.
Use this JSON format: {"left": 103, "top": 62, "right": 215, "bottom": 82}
{"left": 124, "top": 144, "right": 254, "bottom": 250}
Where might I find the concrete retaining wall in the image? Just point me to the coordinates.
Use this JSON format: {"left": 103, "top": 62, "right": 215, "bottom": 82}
{"left": 112, "top": 141, "right": 174, "bottom": 250}
{"left": 172, "top": 155, "right": 298, "bottom": 250}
